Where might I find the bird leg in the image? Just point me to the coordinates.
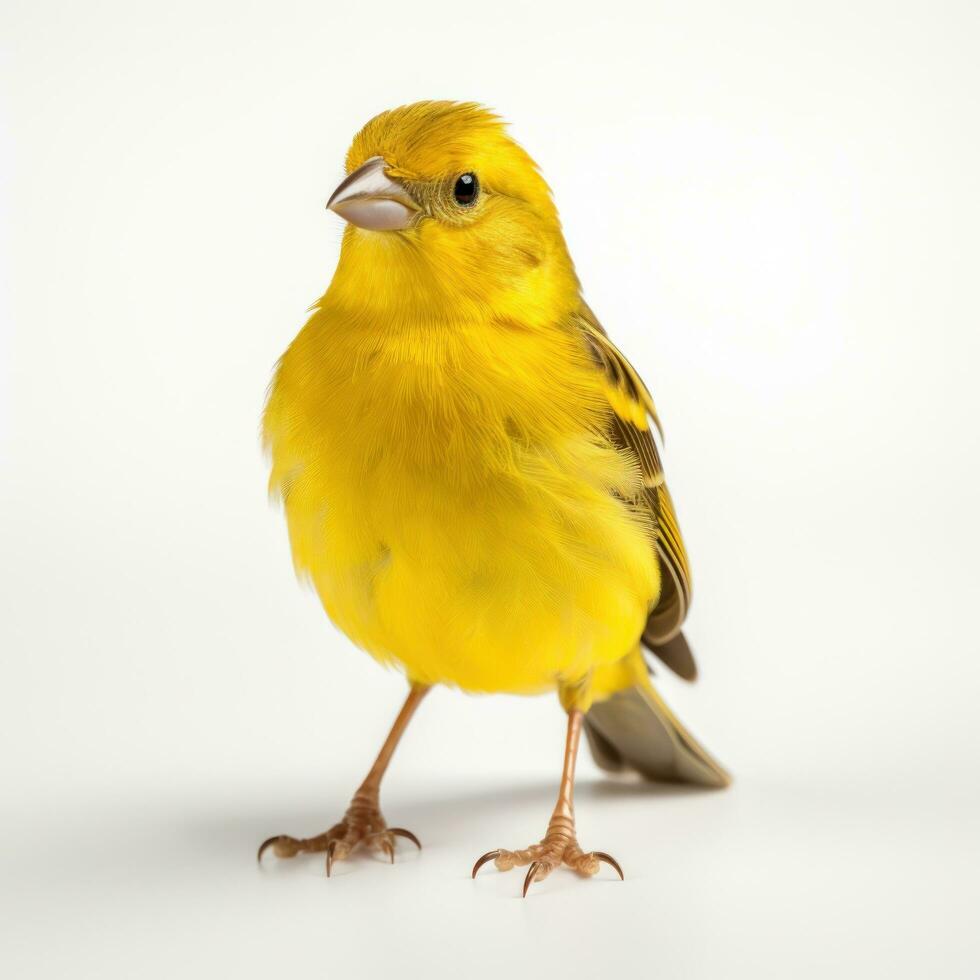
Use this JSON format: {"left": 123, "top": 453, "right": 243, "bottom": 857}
{"left": 258, "top": 683, "right": 428, "bottom": 875}
{"left": 472, "top": 708, "right": 624, "bottom": 896}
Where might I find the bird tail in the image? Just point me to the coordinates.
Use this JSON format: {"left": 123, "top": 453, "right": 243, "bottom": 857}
{"left": 584, "top": 671, "right": 730, "bottom": 788}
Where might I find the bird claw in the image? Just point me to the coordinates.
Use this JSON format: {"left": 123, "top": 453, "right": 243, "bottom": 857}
{"left": 257, "top": 836, "right": 281, "bottom": 863}
{"left": 472, "top": 833, "right": 624, "bottom": 896}
{"left": 388, "top": 827, "right": 422, "bottom": 851}
{"left": 259, "top": 809, "right": 420, "bottom": 877}
{"left": 523, "top": 861, "right": 554, "bottom": 897}
{"left": 257, "top": 834, "right": 304, "bottom": 862}
{"left": 471, "top": 850, "right": 502, "bottom": 879}
{"left": 593, "top": 850, "right": 624, "bottom": 880}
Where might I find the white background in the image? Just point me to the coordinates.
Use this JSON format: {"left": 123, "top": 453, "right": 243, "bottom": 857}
{"left": 2, "top": 1, "right": 979, "bottom": 977}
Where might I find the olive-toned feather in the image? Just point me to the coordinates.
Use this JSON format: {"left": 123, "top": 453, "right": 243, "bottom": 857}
{"left": 585, "top": 684, "right": 729, "bottom": 787}
{"left": 574, "top": 305, "right": 695, "bottom": 676}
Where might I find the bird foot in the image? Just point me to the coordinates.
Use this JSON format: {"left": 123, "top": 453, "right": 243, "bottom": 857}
{"left": 471, "top": 813, "right": 623, "bottom": 896}
{"left": 257, "top": 788, "right": 420, "bottom": 875}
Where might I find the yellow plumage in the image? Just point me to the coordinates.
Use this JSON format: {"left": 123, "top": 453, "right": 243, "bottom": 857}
{"left": 259, "top": 103, "right": 726, "bottom": 891}
{"left": 264, "top": 103, "right": 669, "bottom": 708}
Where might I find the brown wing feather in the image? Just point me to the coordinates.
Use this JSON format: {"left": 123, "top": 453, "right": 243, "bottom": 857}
{"left": 574, "top": 305, "right": 696, "bottom": 679}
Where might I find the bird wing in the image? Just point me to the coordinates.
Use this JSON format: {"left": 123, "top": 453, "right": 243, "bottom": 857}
{"left": 574, "top": 304, "right": 696, "bottom": 679}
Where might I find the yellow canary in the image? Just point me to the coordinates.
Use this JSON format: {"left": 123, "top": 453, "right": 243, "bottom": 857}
{"left": 259, "top": 101, "right": 728, "bottom": 894}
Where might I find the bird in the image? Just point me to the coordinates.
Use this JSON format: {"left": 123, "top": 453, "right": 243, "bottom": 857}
{"left": 257, "top": 101, "right": 729, "bottom": 896}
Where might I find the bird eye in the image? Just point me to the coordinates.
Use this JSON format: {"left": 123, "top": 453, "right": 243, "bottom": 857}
{"left": 453, "top": 173, "right": 479, "bottom": 207}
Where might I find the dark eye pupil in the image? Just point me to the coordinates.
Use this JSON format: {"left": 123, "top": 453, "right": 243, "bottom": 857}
{"left": 453, "top": 172, "right": 479, "bottom": 206}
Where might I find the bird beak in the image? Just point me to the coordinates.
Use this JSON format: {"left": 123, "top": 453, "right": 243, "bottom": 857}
{"left": 326, "top": 156, "right": 419, "bottom": 231}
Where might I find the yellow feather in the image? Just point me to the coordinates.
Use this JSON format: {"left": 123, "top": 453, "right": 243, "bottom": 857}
{"left": 264, "top": 103, "right": 662, "bottom": 699}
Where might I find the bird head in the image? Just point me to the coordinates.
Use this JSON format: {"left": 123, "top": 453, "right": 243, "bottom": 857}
{"left": 325, "top": 102, "right": 578, "bottom": 323}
